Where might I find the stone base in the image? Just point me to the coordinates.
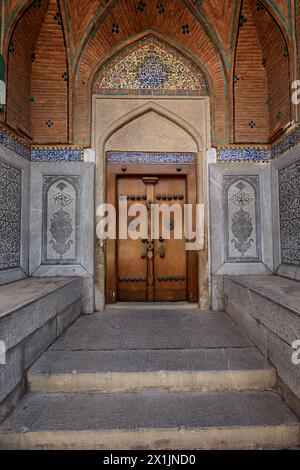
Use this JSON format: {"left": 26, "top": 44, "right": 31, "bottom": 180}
{"left": 0, "top": 277, "right": 82, "bottom": 421}
{"left": 224, "top": 275, "right": 300, "bottom": 415}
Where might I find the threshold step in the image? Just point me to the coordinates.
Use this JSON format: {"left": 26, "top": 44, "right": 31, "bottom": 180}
{"left": 28, "top": 348, "right": 275, "bottom": 392}
{"left": 0, "top": 391, "right": 299, "bottom": 450}
{"left": 107, "top": 302, "right": 199, "bottom": 310}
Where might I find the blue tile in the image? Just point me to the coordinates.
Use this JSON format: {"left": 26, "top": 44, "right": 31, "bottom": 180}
{"left": 0, "top": 128, "right": 30, "bottom": 160}
{"left": 31, "top": 148, "right": 82, "bottom": 162}
{"left": 107, "top": 152, "right": 196, "bottom": 164}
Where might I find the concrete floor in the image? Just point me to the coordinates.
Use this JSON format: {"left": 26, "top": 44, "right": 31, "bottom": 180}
{"left": 51, "top": 308, "right": 254, "bottom": 351}
{"left": 31, "top": 308, "right": 272, "bottom": 375}
{"left": 1, "top": 307, "right": 299, "bottom": 450}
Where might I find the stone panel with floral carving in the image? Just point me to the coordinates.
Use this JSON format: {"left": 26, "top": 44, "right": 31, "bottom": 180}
{"left": 223, "top": 176, "right": 261, "bottom": 262}
{"left": 42, "top": 176, "right": 80, "bottom": 264}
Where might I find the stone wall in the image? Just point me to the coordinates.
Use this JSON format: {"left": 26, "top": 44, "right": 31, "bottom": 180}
{"left": 0, "top": 277, "right": 82, "bottom": 421}
{"left": 0, "top": 144, "right": 29, "bottom": 285}
{"left": 224, "top": 275, "right": 300, "bottom": 415}
{"left": 29, "top": 162, "right": 95, "bottom": 313}
{"left": 209, "top": 162, "right": 274, "bottom": 310}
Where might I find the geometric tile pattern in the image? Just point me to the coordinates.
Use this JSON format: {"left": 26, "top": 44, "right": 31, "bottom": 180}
{"left": 107, "top": 151, "right": 197, "bottom": 165}
{"left": 93, "top": 37, "right": 209, "bottom": 96}
{"left": 279, "top": 160, "right": 300, "bottom": 266}
{"left": 0, "top": 159, "right": 22, "bottom": 270}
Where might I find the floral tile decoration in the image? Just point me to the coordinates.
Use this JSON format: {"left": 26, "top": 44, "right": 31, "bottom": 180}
{"left": 93, "top": 37, "right": 209, "bottom": 96}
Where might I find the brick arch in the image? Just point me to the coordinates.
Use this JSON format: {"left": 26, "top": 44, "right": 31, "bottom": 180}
{"left": 70, "top": 0, "right": 228, "bottom": 74}
{"left": 5, "top": 0, "right": 70, "bottom": 143}
{"left": 74, "top": 21, "right": 228, "bottom": 146}
{"left": 233, "top": 0, "right": 292, "bottom": 143}
{"left": 5, "top": 0, "right": 34, "bottom": 46}
{"left": 5, "top": 0, "right": 50, "bottom": 138}
{"left": 264, "top": 0, "right": 294, "bottom": 41}
{"left": 5, "top": 0, "right": 295, "bottom": 147}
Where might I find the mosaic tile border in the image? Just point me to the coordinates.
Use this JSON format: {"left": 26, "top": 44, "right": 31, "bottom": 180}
{"left": 0, "top": 126, "right": 84, "bottom": 162}
{"left": 217, "top": 147, "right": 270, "bottom": 163}
{"left": 31, "top": 147, "right": 83, "bottom": 162}
{"left": 106, "top": 151, "right": 197, "bottom": 164}
{"left": 217, "top": 125, "right": 300, "bottom": 163}
{"left": 0, "top": 122, "right": 300, "bottom": 163}
{"left": 271, "top": 125, "right": 300, "bottom": 159}
{"left": 0, "top": 126, "right": 30, "bottom": 160}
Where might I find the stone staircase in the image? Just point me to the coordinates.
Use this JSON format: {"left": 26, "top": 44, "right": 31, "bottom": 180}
{"left": 0, "top": 308, "right": 299, "bottom": 450}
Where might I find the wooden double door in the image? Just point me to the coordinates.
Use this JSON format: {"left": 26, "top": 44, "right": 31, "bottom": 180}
{"left": 106, "top": 164, "right": 198, "bottom": 303}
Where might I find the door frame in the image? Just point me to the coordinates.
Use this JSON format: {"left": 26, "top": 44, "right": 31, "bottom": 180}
{"left": 106, "top": 161, "right": 198, "bottom": 303}
{"left": 93, "top": 97, "right": 211, "bottom": 310}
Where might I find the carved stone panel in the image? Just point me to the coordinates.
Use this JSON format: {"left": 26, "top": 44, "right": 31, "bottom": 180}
{"left": 224, "top": 176, "right": 261, "bottom": 262}
{"left": 279, "top": 160, "right": 300, "bottom": 266}
{"left": 0, "top": 158, "right": 22, "bottom": 270}
{"left": 42, "top": 176, "right": 80, "bottom": 264}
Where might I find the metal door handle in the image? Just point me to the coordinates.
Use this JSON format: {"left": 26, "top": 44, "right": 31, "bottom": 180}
{"left": 157, "top": 245, "right": 165, "bottom": 258}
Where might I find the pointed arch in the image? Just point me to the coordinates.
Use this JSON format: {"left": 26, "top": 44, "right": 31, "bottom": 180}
{"left": 233, "top": 0, "right": 293, "bottom": 143}
{"left": 74, "top": 31, "right": 226, "bottom": 146}
{"left": 92, "top": 36, "right": 210, "bottom": 96}
{"left": 99, "top": 100, "right": 204, "bottom": 152}
{"left": 94, "top": 98, "right": 209, "bottom": 308}
{"left": 5, "top": 0, "right": 50, "bottom": 138}
{"left": 5, "top": 0, "right": 71, "bottom": 143}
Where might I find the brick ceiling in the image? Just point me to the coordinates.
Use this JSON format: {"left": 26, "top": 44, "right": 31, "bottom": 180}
{"left": 2, "top": 0, "right": 298, "bottom": 146}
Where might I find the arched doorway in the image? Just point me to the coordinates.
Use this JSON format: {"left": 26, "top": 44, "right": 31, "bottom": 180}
{"left": 92, "top": 37, "right": 211, "bottom": 309}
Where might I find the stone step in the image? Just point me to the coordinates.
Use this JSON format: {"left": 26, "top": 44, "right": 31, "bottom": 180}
{"left": 0, "top": 390, "right": 299, "bottom": 450}
{"left": 107, "top": 302, "right": 199, "bottom": 310}
{"left": 224, "top": 275, "right": 300, "bottom": 406}
{"left": 27, "top": 347, "right": 275, "bottom": 393}
{"left": 0, "top": 277, "right": 82, "bottom": 419}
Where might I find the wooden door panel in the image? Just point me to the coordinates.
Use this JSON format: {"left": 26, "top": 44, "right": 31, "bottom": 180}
{"left": 110, "top": 164, "right": 198, "bottom": 304}
{"left": 117, "top": 177, "right": 147, "bottom": 301}
{"left": 153, "top": 177, "right": 187, "bottom": 301}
